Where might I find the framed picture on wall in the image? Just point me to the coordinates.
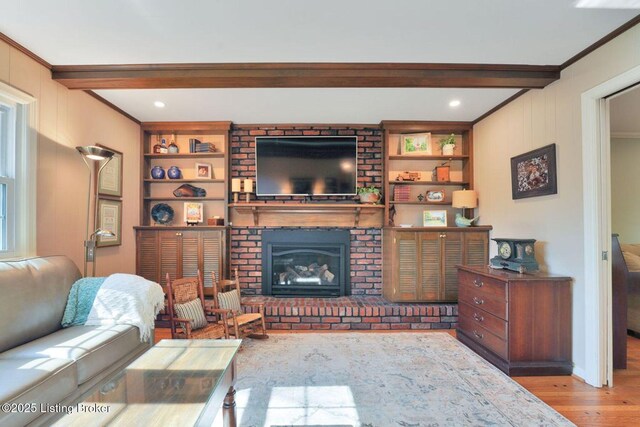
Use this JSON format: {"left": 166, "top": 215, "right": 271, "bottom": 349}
{"left": 96, "top": 144, "right": 123, "bottom": 198}
{"left": 510, "top": 143, "right": 557, "bottom": 200}
{"left": 97, "top": 198, "right": 122, "bottom": 247}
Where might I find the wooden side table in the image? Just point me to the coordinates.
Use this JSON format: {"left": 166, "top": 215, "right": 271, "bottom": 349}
{"left": 457, "top": 265, "right": 572, "bottom": 376}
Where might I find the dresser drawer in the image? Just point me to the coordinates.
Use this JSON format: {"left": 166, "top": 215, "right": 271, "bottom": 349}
{"left": 459, "top": 317, "right": 508, "bottom": 360}
{"left": 459, "top": 270, "right": 507, "bottom": 301}
{"left": 459, "top": 285, "right": 507, "bottom": 320}
{"left": 459, "top": 301, "right": 507, "bottom": 340}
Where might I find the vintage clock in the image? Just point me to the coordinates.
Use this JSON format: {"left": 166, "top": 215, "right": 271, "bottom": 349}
{"left": 490, "top": 238, "right": 539, "bottom": 273}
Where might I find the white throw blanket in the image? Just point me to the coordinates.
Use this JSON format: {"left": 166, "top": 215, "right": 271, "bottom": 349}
{"left": 84, "top": 273, "right": 165, "bottom": 342}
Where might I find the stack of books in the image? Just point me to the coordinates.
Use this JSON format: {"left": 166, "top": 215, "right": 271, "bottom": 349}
{"left": 394, "top": 185, "right": 411, "bottom": 202}
{"left": 188, "top": 139, "right": 218, "bottom": 153}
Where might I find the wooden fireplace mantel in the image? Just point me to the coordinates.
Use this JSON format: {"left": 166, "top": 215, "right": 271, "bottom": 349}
{"left": 229, "top": 202, "right": 384, "bottom": 227}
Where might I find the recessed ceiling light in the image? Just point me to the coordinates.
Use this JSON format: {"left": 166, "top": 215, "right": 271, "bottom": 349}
{"left": 154, "top": 101, "right": 165, "bottom": 108}
{"left": 449, "top": 100, "right": 461, "bottom": 108}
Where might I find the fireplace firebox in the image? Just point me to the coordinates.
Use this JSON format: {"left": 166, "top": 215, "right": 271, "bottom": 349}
{"left": 262, "top": 230, "right": 350, "bottom": 297}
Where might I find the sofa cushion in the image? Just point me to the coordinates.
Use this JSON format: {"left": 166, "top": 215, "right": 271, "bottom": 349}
{"left": 0, "top": 325, "right": 141, "bottom": 384}
{"left": 0, "top": 357, "right": 77, "bottom": 427}
{"left": 0, "top": 256, "right": 81, "bottom": 353}
{"left": 622, "top": 249, "right": 640, "bottom": 272}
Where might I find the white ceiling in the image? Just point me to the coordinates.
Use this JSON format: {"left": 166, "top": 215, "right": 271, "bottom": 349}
{"left": 610, "top": 85, "right": 640, "bottom": 134}
{"left": 1, "top": 0, "right": 638, "bottom": 122}
{"left": 94, "top": 88, "right": 520, "bottom": 123}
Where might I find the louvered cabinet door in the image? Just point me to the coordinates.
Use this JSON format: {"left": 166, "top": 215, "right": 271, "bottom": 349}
{"left": 419, "top": 232, "right": 442, "bottom": 301}
{"left": 442, "top": 232, "right": 463, "bottom": 301}
{"left": 464, "top": 232, "right": 489, "bottom": 267}
{"left": 394, "top": 232, "right": 420, "bottom": 301}
{"left": 136, "top": 230, "right": 159, "bottom": 283}
{"left": 181, "top": 231, "right": 200, "bottom": 280}
{"left": 159, "top": 231, "right": 181, "bottom": 288}
{"left": 202, "top": 229, "right": 225, "bottom": 293}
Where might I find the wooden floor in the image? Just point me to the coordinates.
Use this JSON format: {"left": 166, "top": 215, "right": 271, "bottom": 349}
{"left": 155, "top": 329, "right": 640, "bottom": 426}
{"left": 514, "top": 335, "right": 640, "bottom": 426}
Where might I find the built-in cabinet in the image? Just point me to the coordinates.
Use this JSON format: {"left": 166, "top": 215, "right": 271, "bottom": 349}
{"left": 136, "top": 122, "right": 231, "bottom": 289}
{"left": 135, "top": 227, "right": 227, "bottom": 294}
{"left": 383, "top": 227, "right": 491, "bottom": 302}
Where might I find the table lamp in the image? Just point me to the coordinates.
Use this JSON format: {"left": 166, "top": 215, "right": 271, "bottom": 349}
{"left": 231, "top": 178, "right": 242, "bottom": 203}
{"left": 244, "top": 179, "right": 253, "bottom": 203}
{"left": 452, "top": 189, "right": 478, "bottom": 227}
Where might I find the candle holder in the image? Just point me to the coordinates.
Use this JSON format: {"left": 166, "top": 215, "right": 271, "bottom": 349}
{"left": 244, "top": 179, "right": 254, "bottom": 203}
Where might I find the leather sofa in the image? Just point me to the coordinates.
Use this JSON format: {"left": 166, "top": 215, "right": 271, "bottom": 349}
{"left": 0, "top": 256, "right": 151, "bottom": 427}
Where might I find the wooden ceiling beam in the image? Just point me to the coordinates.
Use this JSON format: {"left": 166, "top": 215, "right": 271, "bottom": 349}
{"left": 51, "top": 63, "right": 560, "bottom": 89}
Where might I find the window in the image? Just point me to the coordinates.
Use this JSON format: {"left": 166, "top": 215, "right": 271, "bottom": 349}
{"left": 0, "top": 83, "right": 36, "bottom": 259}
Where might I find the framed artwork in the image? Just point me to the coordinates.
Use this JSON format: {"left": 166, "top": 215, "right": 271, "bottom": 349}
{"left": 400, "top": 133, "right": 432, "bottom": 156}
{"left": 426, "top": 189, "right": 446, "bottom": 203}
{"left": 423, "top": 210, "right": 447, "bottom": 227}
{"left": 195, "top": 162, "right": 213, "bottom": 179}
{"left": 510, "top": 143, "right": 557, "bottom": 200}
{"left": 96, "top": 144, "right": 123, "bottom": 198}
{"left": 184, "top": 202, "right": 204, "bottom": 224}
{"left": 97, "top": 198, "right": 122, "bottom": 247}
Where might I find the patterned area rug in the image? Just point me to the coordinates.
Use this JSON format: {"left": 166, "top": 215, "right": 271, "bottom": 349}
{"left": 230, "top": 332, "right": 574, "bottom": 427}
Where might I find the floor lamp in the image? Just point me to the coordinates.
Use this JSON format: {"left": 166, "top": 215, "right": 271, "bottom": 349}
{"left": 76, "top": 145, "right": 116, "bottom": 277}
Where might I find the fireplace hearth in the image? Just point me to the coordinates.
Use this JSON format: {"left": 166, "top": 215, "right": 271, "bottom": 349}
{"left": 262, "top": 230, "right": 350, "bottom": 297}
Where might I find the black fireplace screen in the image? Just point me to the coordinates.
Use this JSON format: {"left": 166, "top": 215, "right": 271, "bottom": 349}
{"left": 272, "top": 248, "right": 340, "bottom": 287}
{"left": 262, "top": 230, "right": 350, "bottom": 297}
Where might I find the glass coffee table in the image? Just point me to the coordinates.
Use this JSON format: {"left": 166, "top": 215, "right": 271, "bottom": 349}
{"left": 53, "top": 339, "right": 242, "bottom": 427}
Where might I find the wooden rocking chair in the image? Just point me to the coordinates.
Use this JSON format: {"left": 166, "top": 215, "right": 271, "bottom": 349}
{"left": 166, "top": 271, "right": 230, "bottom": 340}
{"left": 212, "top": 269, "right": 268, "bottom": 339}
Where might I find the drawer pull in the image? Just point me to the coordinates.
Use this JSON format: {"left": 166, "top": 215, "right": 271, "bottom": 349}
{"left": 473, "top": 313, "right": 484, "bottom": 322}
{"left": 473, "top": 297, "right": 484, "bottom": 305}
{"left": 473, "top": 279, "right": 484, "bottom": 288}
{"left": 473, "top": 330, "right": 484, "bottom": 339}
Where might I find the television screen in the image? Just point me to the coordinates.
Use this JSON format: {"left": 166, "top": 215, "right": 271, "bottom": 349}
{"left": 256, "top": 136, "right": 358, "bottom": 196}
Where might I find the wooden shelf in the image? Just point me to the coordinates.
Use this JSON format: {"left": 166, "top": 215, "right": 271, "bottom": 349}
{"left": 229, "top": 202, "right": 384, "bottom": 227}
{"left": 144, "top": 197, "right": 225, "bottom": 201}
{"left": 144, "top": 153, "right": 224, "bottom": 159}
{"left": 384, "top": 226, "right": 493, "bottom": 232}
{"left": 388, "top": 155, "right": 469, "bottom": 161}
{"left": 389, "top": 201, "right": 453, "bottom": 206}
{"left": 134, "top": 225, "right": 228, "bottom": 230}
{"left": 389, "top": 180, "right": 469, "bottom": 186}
{"left": 144, "top": 179, "right": 225, "bottom": 183}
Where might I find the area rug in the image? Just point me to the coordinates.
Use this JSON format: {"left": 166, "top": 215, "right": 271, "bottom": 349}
{"left": 230, "top": 332, "right": 574, "bottom": 427}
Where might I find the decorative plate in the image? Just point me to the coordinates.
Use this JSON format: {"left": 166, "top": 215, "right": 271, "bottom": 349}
{"left": 151, "top": 203, "right": 174, "bottom": 225}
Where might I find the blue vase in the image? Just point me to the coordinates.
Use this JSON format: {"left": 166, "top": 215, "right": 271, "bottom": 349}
{"left": 151, "top": 166, "right": 165, "bottom": 179}
{"left": 167, "top": 166, "right": 181, "bottom": 179}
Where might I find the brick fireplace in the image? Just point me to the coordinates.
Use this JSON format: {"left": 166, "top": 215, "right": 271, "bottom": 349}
{"left": 225, "top": 123, "right": 458, "bottom": 331}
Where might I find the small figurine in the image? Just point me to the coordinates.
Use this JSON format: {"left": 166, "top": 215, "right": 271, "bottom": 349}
{"left": 396, "top": 171, "right": 421, "bottom": 181}
{"left": 417, "top": 193, "right": 425, "bottom": 202}
{"left": 455, "top": 213, "right": 479, "bottom": 227}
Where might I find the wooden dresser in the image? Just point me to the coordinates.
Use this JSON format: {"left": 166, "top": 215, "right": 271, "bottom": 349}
{"left": 457, "top": 265, "right": 572, "bottom": 376}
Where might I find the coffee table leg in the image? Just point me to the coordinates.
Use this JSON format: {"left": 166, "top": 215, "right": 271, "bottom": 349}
{"left": 223, "top": 385, "right": 237, "bottom": 427}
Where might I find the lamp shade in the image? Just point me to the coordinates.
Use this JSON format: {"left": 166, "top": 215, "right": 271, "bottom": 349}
{"left": 452, "top": 190, "right": 478, "bottom": 208}
{"left": 76, "top": 145, "right": 115, "bottom": 161}
{"left": 231, "top": 178, "right": 242, "bottom": 192}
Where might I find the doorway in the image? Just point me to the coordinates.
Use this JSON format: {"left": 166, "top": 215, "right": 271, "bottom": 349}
{"left": 609, "top": 86, "right": 640, "bottom": 376}
{"left": 581, "top": 63, "right": 640, "bottom": 387}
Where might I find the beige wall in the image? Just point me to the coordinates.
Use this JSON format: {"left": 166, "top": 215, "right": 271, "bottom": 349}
{"left": 473, "top": 24, "right": 640, "bottom": 376}
{"left": 611, "top": 137, "right": 640, "bottom": 244}
{"left": 0, "top": 39, "right": 140, "bottom": 275}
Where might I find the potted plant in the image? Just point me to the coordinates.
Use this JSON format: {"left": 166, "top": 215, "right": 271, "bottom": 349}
{"left": 439, "top": 134, "right": 457, "bottom": 156}
{"left": 357, "top": 185, "right": 381, "bottom": 204}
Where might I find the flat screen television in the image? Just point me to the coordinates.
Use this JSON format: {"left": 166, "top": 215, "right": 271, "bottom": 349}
{"left": 256, "top": 136, "right": 358, "bottom": 196}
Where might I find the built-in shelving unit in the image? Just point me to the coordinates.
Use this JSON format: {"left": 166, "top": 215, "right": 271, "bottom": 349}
{"left": 140, "top": 121, "right": 231, "bottom": 227}
{"left": 381, "top": 120, "right": 475, "bottom": 227}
